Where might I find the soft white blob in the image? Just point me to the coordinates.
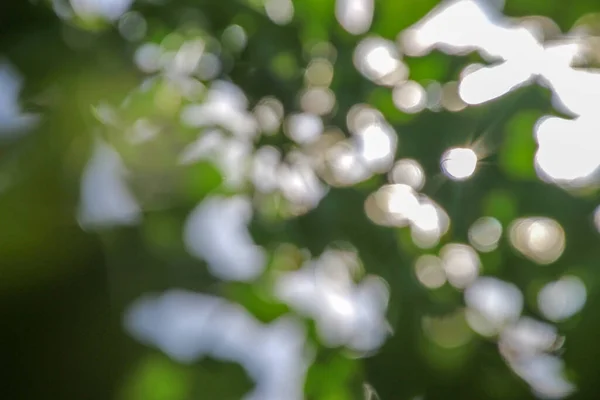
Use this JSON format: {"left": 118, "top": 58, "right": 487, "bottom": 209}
{"left": 500, "top": 317, "right": 559, "bottom": 357}
{"left": 425, "top": 81, "right": 443, "bottom": 111}
{"left": 509, "top": 217, "right": 565, "bottom": 265}
{"left": 393, "top": 81, "right": 426, "bottom": 113}
{"left": 69, "top": 0, "right": 133, "bottom": 21}
{"left": 335, "top": 0, "right": 374, "bottom": 35}
{"left": 222, "top": 25, "right": 248, "bottom": 53}
{"left": 469, "top": 216, "right": 503, "bottom": 252}
{"left": 465, "top": 277, "right": 523, "bottom": 335}
{"left": 441, "top": 147, "right": 477, "bottom": 180}
{"left": 305, "top": 59, "right": 334, "bottom": 87}
{"left": 285, "top": 113, "right": 323, "bottom": 144}
{"left": 457, "top": 36, "right": 580, "bottom": 105}
{"left": 534, "top": 115, "right": 600, "bottom": 188}
{"left": 410, "top": 198, "right": 451, "bottom": 249}
{"left": 354, "top": 37, "right": 407, "bottom": 86}
{"left": 124, "top": 290, "right": 309, "bottom": 400}
{"left": 538, "top": 276, "right": 587, "bottom": 322}
{"left": 52, "top": 0, "right": 75, "bottom": 19}
{"left": 251, "top": 146, "right": 282, "bottom": 193}
{"left": 376, "top": 184, "right": 421, "bottom": 227}
{"left": 183, "top": 196, "right": 266, "bottom": 281}
{"left": 196, "top": 53, "right": 221, "bottom": 81}
{"left": 459, "top": 61, "right": 533, "bottom": 104}
{"left": 440, "top": 243, "right": 480, "bottom": 289}
{"left": 399, "top": 0, "right": 503, "bottom": 57}
{"left": 78, "top": 140, "right": 141, "bottom": 228}
{"left": 254, "top": 96, "right": 284, "bottom": 134}
{"left": 324, "top": 141, "right": 371, "bottom": 186}
{"left": 499, "top": 317, "right": 574, "bottom": 399}
{"left": 411, "top": 201, "right": 440, "bottom": 234}
{"left": 544, "top": 64, "right": 600, "bottom": 118}
{"left": 265, "top": 0, "right": 294, "bottom": 25}
{"left": 346, "top": 105, "right": 397, "bottom": 173}
{"left": 126, "top": 118, "right": 160, "bottom": 144}
{"left": 275, "top": 250, "right": 390, "bottom": 352}
{"left": 134, "top": 43, "right": 163, "bottom": 73}
{"left": 216, "top": 138, "right": 253, "bottom": 189}
{"left": 511, "top": 354, "right": 575, "bottom": 400}
{"left": 346, "top": 104, "right": 382, "bottom": 134}
{"left": 354, "top": 122, "right": 397, "bottom": 172}
{"left": 300, "top": 87, "right": 336, "bottom": 116}
{"left": 170, "top": 39, "right": 206, "bottom": 77}
{"left": 441, "top": 81, "right": 467, "bottom": 112}
{"left": 389, "top": 159, "right": 426, "bottom": 190}
{"left": 277, "top": 157, "right": 328, "bottom": 210}
{"left": 459, "top": 63, "right": 485, "bottom": 80}
{"left": 402, "top": 0, "right": 585, "bottom": 110}
{"left": 415, "top": 255, "right": 446, "bottom": 289}
{"left": 401, "top": 0, "right": 545, "bottom": 64}
{"left": 178, "top": 129, "right": 224, "bottom": 165}
{"left": 181, "top": 81, "right": 258, "bottom": 139}
{"left": 0, "top": 61, "right": 38, "bottom": 136}
{"left": 118, "top": 11, "right": 147, "bottom": 42}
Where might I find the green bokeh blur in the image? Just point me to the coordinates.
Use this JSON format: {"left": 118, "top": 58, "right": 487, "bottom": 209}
{"left": 2, "top": 0, "right": 600, "bottom": 399}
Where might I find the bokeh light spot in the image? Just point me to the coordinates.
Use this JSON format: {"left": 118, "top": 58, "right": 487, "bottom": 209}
{"left": 469, "top": 217, "right": 503, "bottom": 252}
{"left": 538, "top": 276, "right": 586, "bottom": 322}
{"left": 509, "top": 217, "right": 565, "bottom": 265}
{"left": 441, "top": 147, "right": 477, "bottom": 180}
{"left": 440, "top": 243, "right": 480, "bottom": 289}
{"left": 415, "top": 255, "right": 446, "bottom": 289}
{"left": 392, "top": 81, "right": 426, "bottom": 113}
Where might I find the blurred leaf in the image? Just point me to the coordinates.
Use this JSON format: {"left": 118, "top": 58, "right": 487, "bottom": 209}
{"left": 120, "top": 355, "right": 192, "bottom": 400}
{"left": 406, "top": 53, "right": 451, "bottom": 82}
{"left": 499, "top": 111, "right": 538, "bottom": 180}
{"left": 373, "top": 0, "right": 438, "bottom": 38}
{"left": 270, "top": 51, "right": 299, "bottom": 80}
{"left": 482, "top": 190, "right": 517, "bottom": 226}
{"left": 181, "top": 160, "right": 223, "bottom": 203}
{"left": 306, "top": 351, "right": 360, "bottom": 400}
{"left": 225, "top": 281, "right": 289, "bottom": 323}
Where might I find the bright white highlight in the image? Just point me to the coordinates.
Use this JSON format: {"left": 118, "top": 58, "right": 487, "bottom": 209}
{"left": 124, "top": 290, "right": 309, "bottom": 400}
{"left": 441, "top": 147, "right": 477, "bottom": 180}
{"left": 389, "top": 159, "right": 426, "bottom": 190}
{"left": 78, "top": 140, "right": 141, "bottom": 228}
{"left": 393, "top": 81, "right": 426, "bottom": 113}
{"left": 274, "top": 249, "right": 390, "bottom": 352}
{"left": 469, "top": 217, "right": 503, "bottom": 252}
{"left": 354, "top": 37, "right": 407, "bottom": 86}
{"left": 534, "top": 115, "right": 600, "bottom": 188}
{"left": 70, "top": 0, "right": 133, "bottom": 21}
{"left": 415, "top": 255, "right": 446, "bottom": 289}
{"left": 183, "top": 196, "right": 266, "bottom": 281}
{"left": 465, "top": 277, "right": 523, "bottom": 335}
{"left": 509, "top": 217, "right": 565, "bottom": 265}
{"left": 538, "top": 276, "right": 586, "bottom": 322}
{"left": 265, "top": 0, "right": 294, "bottom": 25}
{"left": 0, "top": 61, "right": 38, "bottom": 136}
{"left": 335, "top": 0, "right": 374, "bottom": 35}
{"left": 440, "top": 243, "right": 480, "bottom": 289}
{"left": 285, "top": 113, "right": 324, "bottom": 144}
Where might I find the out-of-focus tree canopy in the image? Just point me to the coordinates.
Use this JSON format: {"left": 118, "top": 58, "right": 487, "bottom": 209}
{"left": 3, "top": 0, "right": 600, "bottom": 399}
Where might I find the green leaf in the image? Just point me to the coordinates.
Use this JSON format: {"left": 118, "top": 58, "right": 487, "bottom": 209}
{"left": 120, "top": 355, "right": 191, "bottom": 400}
{"left": 182, "top": 160, "right": 223, "bottom": 202}
{"left": 499, "top": 111, "right": 538, "bottom": 180}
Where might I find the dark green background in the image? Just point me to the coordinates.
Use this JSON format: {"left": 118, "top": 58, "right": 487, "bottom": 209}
{"left": 2, "top": 0, "right": 600, "bottom": 399}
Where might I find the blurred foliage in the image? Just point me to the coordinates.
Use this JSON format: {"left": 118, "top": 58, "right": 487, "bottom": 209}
{"left": 2, "top": 0, "right": 600, "bottom": 400}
